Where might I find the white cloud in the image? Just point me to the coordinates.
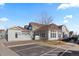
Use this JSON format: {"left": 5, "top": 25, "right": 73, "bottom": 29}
{"left": 0, "top": 0, "right": 5, "bottom": 8}
{"left": 64, "top": 15, "right": 72, "bottom": 20}
{"left": 0, "top": 17, "right": 8, "bottom": 23}
{"left": 64, "top": 20, "right": 68, "bottom": 23}
{"left": 0, "top": 25, "right": 5, "bottom": 29}
{"left": 63, "top": 15, "right": 72, "bottom": 23}
{"left": 57, "top": 3, "right": 79, "bottom": 10}
{"left": 0, "top": 3, "right": 5, "bottom": 6}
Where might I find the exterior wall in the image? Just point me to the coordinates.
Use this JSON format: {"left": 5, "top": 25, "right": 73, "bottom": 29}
{"left": 58, "top": 31, "right": 63, "bottom": 39}
{"left": 35, "top": 30, "right": 63, "bottom": 40}
{"left": 7, "top": 29, "right": 32, "bottom": 41}
{"left": 35, "top": 35, "right": 40, "bottom": 40}
{"left": 62, "top": 26, "right": 69, "bottom": 39}
{"left": 32, "top": 26, "right": 40, "bottom": 31}
{"left": 40, "top": 30, "right": 48, "bottom": 40}
{"left": 48, "top": 30, "right": 63, "bottom": 40}
{"left": 32, "top": 25, "right": 69, "bottom": 40}
{"left": 48, "top": 30, "right": 59, "bottom": 40}
{"left": 34, "top": 30, "right": 48, "bottom": 40}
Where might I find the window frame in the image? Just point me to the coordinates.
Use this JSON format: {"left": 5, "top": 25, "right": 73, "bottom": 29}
{"left": 50, "top": 31, "right": 56, "bottom": 38}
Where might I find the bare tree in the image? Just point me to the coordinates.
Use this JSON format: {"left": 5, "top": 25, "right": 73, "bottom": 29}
{"left": 38, "top": 12, "right": 53, "bottom": 25}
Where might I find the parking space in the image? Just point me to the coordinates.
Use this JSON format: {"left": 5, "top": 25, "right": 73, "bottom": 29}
{"left": 10, "top": 44, "right": 40, "bottom": 52}
{"left": 9, "top": 44, "right": 66, "bottom": 56}
{"left": 15, "top": 46, "right": 54, "bottom": 56}
{"left": 9, "top": 44, "right": 79, "bottom": 56}
{"left": 41, "top": 48, "right": 66, "bottom": 56}
{"left": 62, "top": 50, "right": 79, "bottom": 56}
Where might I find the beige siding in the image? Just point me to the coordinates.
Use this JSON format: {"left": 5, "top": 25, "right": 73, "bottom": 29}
{"left": 48, "top": 30, "right": 59, "bottom": 40}
{"left": 48, "top": 30, "right": 62, "bottom": 40}
{"left": 62, "top": 26, "right": 69, "bottom": 38}
{"left": 7, "top": 29, "right": 32, "bottom": 41}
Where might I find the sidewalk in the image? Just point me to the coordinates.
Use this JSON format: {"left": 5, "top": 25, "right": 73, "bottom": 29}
{"left": 0, "top": 40, "right": 19, "bottom": 56}
{"left": 65, "top": 43, "right": 79, "bottom": 51}
{"left": 4, "top": 40, "right": 35, "bottom": 47}
{"left": 35, "top": 41, "right": 79, "bottom": 51}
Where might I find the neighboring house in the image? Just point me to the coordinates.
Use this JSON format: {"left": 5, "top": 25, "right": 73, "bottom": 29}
{"left": 34, "top": 23, "right": 69, "bottom": 40}
{"left": 0, "top": 29, "right": 5, "bottom": 39}
{"left": 24, "top": 22, "right": 43, "bottom": 40}
{"left": 5, "top": 22, "right": 69, "bottom": 41}
{"left": 27, "top": 22, "right": 43, "bottom": 31}
{"left": 69, "top": 31, "right": 74, "bottom": 38}
{"left": 6, "top": 26, "right": 32, "bottom": 41}
{"left": 59, "top": 25, "right": 69, "bottom": 39}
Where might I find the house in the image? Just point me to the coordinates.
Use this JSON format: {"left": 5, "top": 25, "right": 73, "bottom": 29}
{"left": 69, "top": 31, "right": 74, "bottom": 38}
{"left": 24, "top": 22, "right": 43, "bottom": 40}
{"left": 6, "top": 26, "right": 32, "bottom": 41}
{"left": 34, "top": 23, "right": 69, "bottom": 40}
{"left": 24, "top": 22, "right": 43, "bottom": 31}
{"left": 0, "top": 29, "right": 5, "bottom": 39}
{"left": 6, "top": 22, "right": 69, "bottom": 41}
{"left": 59, "top": 25, "right": 69, "bottom": 39}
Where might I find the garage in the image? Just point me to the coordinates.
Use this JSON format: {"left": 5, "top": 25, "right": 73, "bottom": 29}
{"left": 6, "top": 26, "right": 32, "bottom": 41}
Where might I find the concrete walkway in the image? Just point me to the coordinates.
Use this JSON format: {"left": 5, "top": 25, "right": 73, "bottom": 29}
{"left": 0, "top": 39, "right": 19, "bottom": 56}
{"left": 65, "top": 43, "right": 79, "bottom": 51}
{"left": 35, "top": 41, "right": 79, "bottom": 51}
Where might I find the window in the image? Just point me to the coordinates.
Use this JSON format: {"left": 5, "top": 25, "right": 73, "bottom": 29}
{"left": 15, "top": 33, "right": 18, "bottom": 38}
{"left": 58, "top": 34, "right": 61, "bottom": 38}
{"left": 42, "top": 33, "right": 45, "bottom": 37}
{"left": 53, "top": 33, "right": 56, "bottom": 38}
{"left": 54, "top": 33, "right": 56, "bottom": 38}
{"left": 51, "top": 32, "right": 56, "bottom": 38}
{"left": 51, "top": 33, "right": 53, "bottom": 38}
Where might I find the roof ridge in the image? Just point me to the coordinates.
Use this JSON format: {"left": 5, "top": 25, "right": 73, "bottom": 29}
{"left": 9, "top": 26, "right": 30, "bottom": 32}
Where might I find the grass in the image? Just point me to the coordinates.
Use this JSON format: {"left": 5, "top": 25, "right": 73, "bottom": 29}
{"left": 45, "top": 40, "right": 65, "bottom": 45}
{"left": 35, "top": 40, "right": 66, "bottom": 45}
{"left": 5, "top": 40, "right": 66, "bottom": 46}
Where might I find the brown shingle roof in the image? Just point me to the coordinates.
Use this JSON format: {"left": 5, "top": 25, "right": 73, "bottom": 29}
{"left": 30, "top": 22, "right": 43, "bottom": 27}
{"left": 58, "top": 25, "right": 63, "bottom": 30}
{"left": 0, "top": 29, "right": 5, "bottom": 32}
{"left": 9, "top": 26, "right": 30, "bottom": 32}
{"left": 35, "top": 23, "right": 61, "bottom": 31}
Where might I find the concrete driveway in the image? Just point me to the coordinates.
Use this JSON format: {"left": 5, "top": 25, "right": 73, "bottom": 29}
{"left": 9, "top": 43, "right": 79, "bottom": 56}
{"left": 1, "top": 40, "right": 79, "bottom": 56}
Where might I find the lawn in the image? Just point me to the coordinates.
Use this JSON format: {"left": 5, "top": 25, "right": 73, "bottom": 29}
{"left": 35, "top": 40, "right": 66, "bottom": 45}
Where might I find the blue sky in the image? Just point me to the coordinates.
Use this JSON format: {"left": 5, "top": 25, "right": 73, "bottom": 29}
{"left": 0, "top": 3, "right": 79, "bottom": 33}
